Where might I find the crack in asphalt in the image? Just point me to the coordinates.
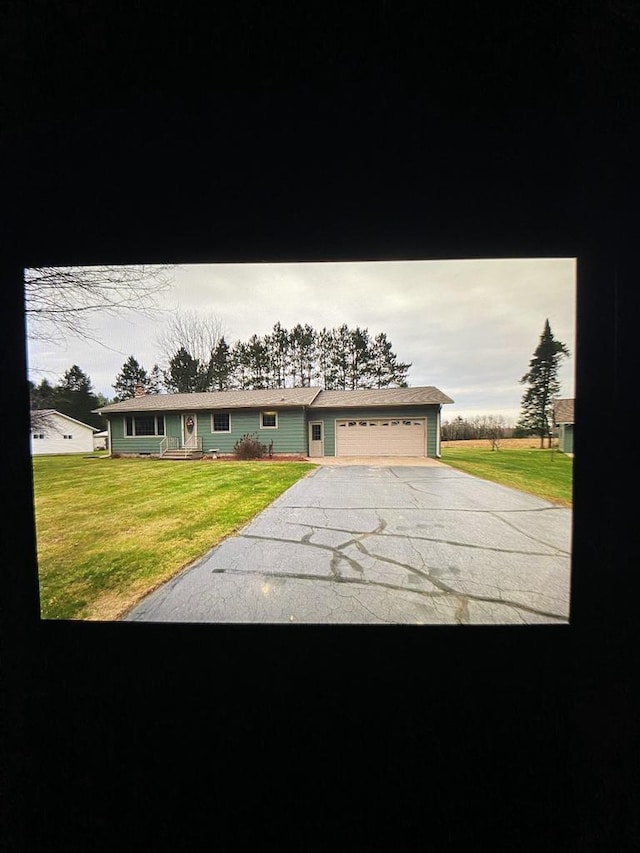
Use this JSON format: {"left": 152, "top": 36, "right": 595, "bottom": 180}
{"left": 231, "top": 532, "right": 568, "bottom": 621}
{"left": 242, "top": 521, "right": 565, "bottom": 558}
{"left": 280, "top": 504, "right": 569, "bottom": 515}
{"left": 488, "top": 511, "right": 571, "bottom": 555}
{"left": 354, "top": 534, "right": 477, "bottom": 620}
{"left": 329, "top": 585, "right": 398, "bottom": 624}
{"left": 208, "top": 565, "right": 568, "bottom": 622}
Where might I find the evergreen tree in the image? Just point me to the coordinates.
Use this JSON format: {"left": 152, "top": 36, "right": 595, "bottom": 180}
{"left": 147, "top": 364, "right": 162, "bottom": 394}
{"left": 265, "top": 322, "right": 290, "bottom": 388}
{"left": 231, "top": 341, "right": 250, "bottom": 389}
{"left": 163, "top": 347, "right": 202, "bottom": 394}
{"left": 29, "top": 378, "right": 58, "bottom": 410}
{"left": 346, "top": 326, "right": 373, "bottom": 389}
{"left": 55, "top": 365, "right": 103, "bottom": 429}
{"left": 516, "top": 319, "right": 570, "bottom": 448}
{"left": 315, "top": 327, "right": 335, "bottom": 388}
{"left": 29, "top": 378, "right": 59, "bottom": 432}
{"left": 288, "top": 323, "right": 317, "bottom": 387}
{"left": 370, "top": 332, "right": 411, "bottom": 388}
{"left": 113, "top": 356, "right": 151, "bottom": 401}
{"left": 325, "top": 324, "right": 351, "bottom": 389}
{"left": 209, "top": 337, "right": 234, "bottom": 390}
{"left": 245, "top": 334, "right": 270, "bottom": 390}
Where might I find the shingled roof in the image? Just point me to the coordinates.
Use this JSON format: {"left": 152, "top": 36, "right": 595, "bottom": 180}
{"left": 308, "top": 386, "right": 454, "bottom": 408}
{"left": 553, "top": 398, "right": 575, "bottom": 424}
{"left": 95, "top": 387, "right": 322, "bottom": 414}
{"left": 95, "top": 386, "right": 454, "bottom": 414}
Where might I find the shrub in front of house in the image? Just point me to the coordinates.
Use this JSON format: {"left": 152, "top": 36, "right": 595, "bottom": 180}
{"left": 233, "top": 433, "right": 267, "bottom": 460}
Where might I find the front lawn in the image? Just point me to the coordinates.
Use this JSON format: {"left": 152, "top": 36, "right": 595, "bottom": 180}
{"left": 31, "top": 455, "right": 317, "bottom": 620}
{"left": 441, "top": 445, "right": 572, "bottom": 506}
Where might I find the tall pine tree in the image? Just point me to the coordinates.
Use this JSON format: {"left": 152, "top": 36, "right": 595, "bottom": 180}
{"left": 209, "top": 337, "right": 234, "bottom": 390}
{"left": 163, "top": 348, "right": 202, "bottom": 393}
{"left": 266, "top": 322, "right": 290, "bottom": 388}
{"left": 113, "top": 356, "right": 151, "bottom": 400}
{"left": 55, "top": 365, "right": 103, "bottom": 429}
{"left": 370, "top": 332, "right": 411, "bottom": 388}
{"left": 516, "top": 319, "right": 570, "bottom": 448}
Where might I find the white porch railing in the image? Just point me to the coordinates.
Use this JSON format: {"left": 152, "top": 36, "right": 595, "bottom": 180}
{"left": 159, "top": 435, "right": 203, "bottom": 456}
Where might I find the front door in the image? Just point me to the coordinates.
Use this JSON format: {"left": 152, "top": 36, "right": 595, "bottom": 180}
{"left": 308, "top": 421, "right": 324, "bottom": 457}
{"left": 183, "top": 413, "right": 197, "bottom": 447}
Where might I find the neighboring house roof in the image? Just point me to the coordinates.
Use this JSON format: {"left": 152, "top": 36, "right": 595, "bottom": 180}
{"left": 31, "top": 409, "right": 99, "bottom": 432}
{"left": 95, "top": 388, "right": 322, "bottom": 414}
{"left": 95, "top": 386, "right": 454, "bottom": 415}
{"left": 553, "top": 398, "right": 575, "bottom": 425}
{"left": 308, "top": 386, "right": 454, "bottom": 408}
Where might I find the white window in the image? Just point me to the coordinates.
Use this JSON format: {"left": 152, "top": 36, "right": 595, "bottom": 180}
{"left": 125, "top": 415, "right": 165, "bottom": 436}
{"left": 33, "top": 433, "right": 45, "bottom": 440}
{"left": 63, "top": 434, "right": 73, "bottom": 439}
{"left": 261, "top": 411, "right": 278, "bottom": 429}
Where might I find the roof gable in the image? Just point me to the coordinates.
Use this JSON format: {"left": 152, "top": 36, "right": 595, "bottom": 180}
{"left": 32, "top": 410, "right": 99, "bottom": 432}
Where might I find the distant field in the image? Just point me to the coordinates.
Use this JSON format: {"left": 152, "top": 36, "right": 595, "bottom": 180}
{"left": 442, "top": 437, "right": 555, "bottom": 450}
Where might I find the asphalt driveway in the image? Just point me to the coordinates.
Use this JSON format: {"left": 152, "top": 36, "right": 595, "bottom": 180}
{"left": 124, "top": 462, "right": 572, "bottom": 625}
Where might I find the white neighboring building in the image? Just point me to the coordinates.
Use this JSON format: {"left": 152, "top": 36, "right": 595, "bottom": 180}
{"left": 31, "top": 410, "right": 99, "bottom": 455}
{"left": 93, "top": 431, "right": 109, "bottom": 451}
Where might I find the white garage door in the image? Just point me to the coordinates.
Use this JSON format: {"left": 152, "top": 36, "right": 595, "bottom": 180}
{"left": 335, "top": 418, "right": 426, "bottom": 457}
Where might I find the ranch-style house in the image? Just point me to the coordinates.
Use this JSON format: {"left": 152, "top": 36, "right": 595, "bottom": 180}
{"left": 95, "top": 386, "right": 454, "bottom": 460}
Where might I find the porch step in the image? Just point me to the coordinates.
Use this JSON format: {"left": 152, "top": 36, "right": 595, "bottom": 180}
{"left": 160, "top": 449, "right": 204, "bottom": 460}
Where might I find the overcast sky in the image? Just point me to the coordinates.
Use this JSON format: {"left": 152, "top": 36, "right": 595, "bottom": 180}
{"left": 26, "top": 258, "right": 576, "bottom": 424}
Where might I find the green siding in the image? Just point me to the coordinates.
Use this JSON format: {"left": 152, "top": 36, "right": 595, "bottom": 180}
{"left": 196, "top": 408, "right": 307, "bottom": 454}
{"left": 315, "top": 406, "right": 441, "bottom": 457}
{"left": 110, "top": 415, "right": 164, "bottom": 454}
{"left": 109, "top": 409, "right": 307, "bottom": 455}
{"left": 559, "top": 424, "right": 574, "bottom": 454}
{"left": 108, "top": 405, "right": 442, "bottom": 457}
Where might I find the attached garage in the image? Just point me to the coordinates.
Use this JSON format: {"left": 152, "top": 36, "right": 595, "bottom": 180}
{"left": 309, "top": 387, "right": 454, "bottom": 459}
{"left": 336, "top": 418, "right": 426, "bottom": 457}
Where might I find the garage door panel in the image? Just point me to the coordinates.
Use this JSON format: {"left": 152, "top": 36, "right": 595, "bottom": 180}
{"left": 336, "top": 419, "right": 426, "bottom": 456}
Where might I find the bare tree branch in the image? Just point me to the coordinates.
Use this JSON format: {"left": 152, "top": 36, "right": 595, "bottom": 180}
{"left": 30, "top": 409, "right": 57, "bottom": 433}
{"left": 156, "top": 309, "right": 227, "bottom": 366}
{"left": 24, "top": 264, "right": 178, "bottom": 343}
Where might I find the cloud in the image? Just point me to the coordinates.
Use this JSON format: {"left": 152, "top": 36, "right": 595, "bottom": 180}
{"left": 26, "top": 258, "right": 576, "bottom": 420}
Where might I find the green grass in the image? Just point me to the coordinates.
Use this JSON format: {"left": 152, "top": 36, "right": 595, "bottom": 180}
{"left": 31, "top": 455, "right": 317, "bottom": 621}
{"left": 440, "top": 446, "right": 573, "bottom": 507}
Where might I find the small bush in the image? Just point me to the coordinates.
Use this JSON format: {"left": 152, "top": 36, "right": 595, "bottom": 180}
{"left": 233, "top": 433, "right": 266, "bottom": 460}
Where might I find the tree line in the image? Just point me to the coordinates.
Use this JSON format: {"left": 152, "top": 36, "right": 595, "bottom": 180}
{"left": 112, "top": 322, "right": 412, "bottom": 399}
{"left": 441, "top": 415, "right": 512, "bottom": 442}
{"left": 28, "top": 322, "right": 412, "bottom": 428}
{"left": 26, "top": 260, "right": 570, "bottom": 450}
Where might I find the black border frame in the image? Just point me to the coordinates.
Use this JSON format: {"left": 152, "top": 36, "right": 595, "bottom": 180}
{"left": 2, "top": 5, "right": 636, "bottom": 849}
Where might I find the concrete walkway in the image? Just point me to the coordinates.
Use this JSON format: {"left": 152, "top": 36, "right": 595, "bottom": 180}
{"left": 124, "top": 463, "right": 572, "bottom": 625}
{"left": 303, "top": 455, "right": 447, "bottom": 466}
